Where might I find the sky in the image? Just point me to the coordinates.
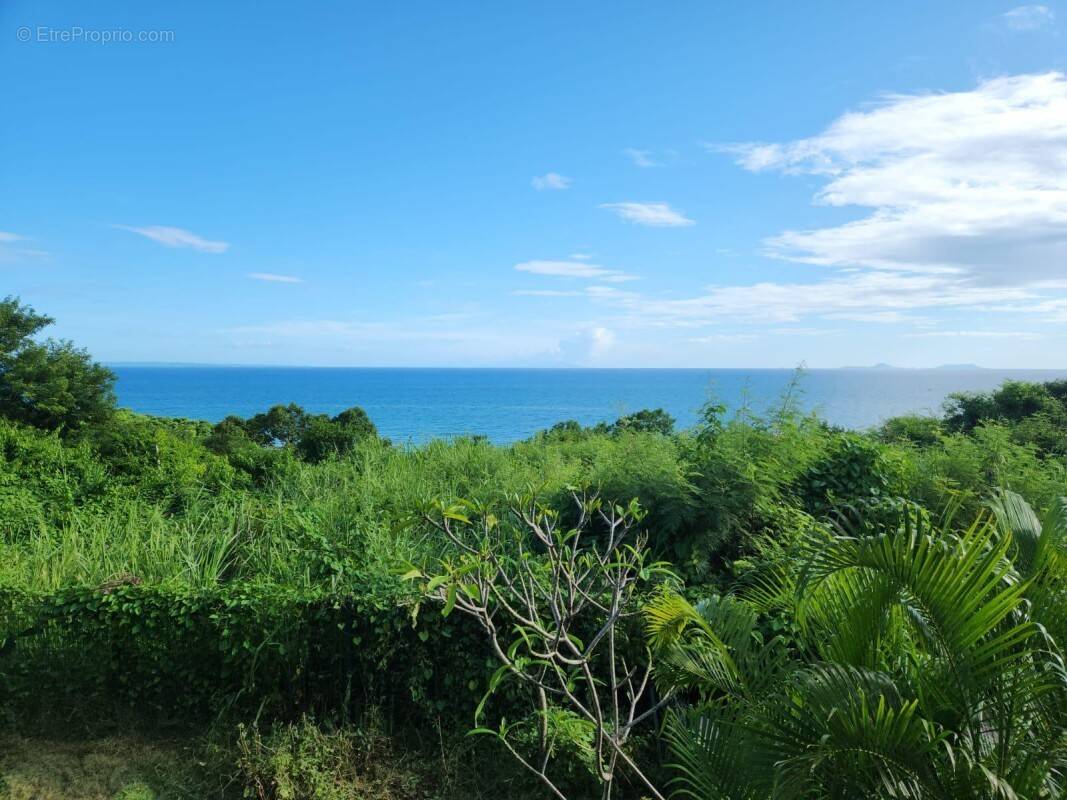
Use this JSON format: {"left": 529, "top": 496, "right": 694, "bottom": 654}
{"left": 3, "top": 1, "right": 1067, "bottom": 368}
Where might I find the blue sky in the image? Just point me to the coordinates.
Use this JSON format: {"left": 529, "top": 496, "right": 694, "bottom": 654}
{"left": 3, "top": 1, "right": 1067, "bottom": 367}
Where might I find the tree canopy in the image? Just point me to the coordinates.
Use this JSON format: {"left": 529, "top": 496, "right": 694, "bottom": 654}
{"left": 0, "top": 296, "right": 115, "bottom": 432}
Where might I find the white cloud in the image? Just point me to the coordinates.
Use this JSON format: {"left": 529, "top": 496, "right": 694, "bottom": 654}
{"left": 905, "top": 330, "right": 1044, "bottom": 340}
{"left": 723, "top": 73, "right": 1067, "bottom": 286}
{"left": 1002, "top": 5, "right": 1055, "bottom": 31}
{"left": 248, "top": 272, "right": 302, "bottom": 283}
{"left": 823, "top": 311, "right": 917, "bottom": 323}
{"left": 514, "top": 259, "right": 637, "bottom": 282}
{"left": 570, "top": 252, "right": 592, "bottom": 260}
{"left": 688, "top": 333, "right": 760, "bottom": 344}
{"left": 115, "top": 224, "right": 229, "bottom": 253}
{"left": 0, "top": 231, "right": 48, "bottom": 263}
{"left": 512, "top": 289, "right": 583, "bottom": 297}
{"left": 589, "top": 327, "right": 616, "bottom": 357}
{"left": 581, "top": 271, "right": 1037, "bottom": 327}
{"left": 531, "top": 172, "right": 571, "bottom": 190}
{"left": 516, "top": 75, "right": 1067, "bottom": 351}
{"left": 600, "top": 202, "right": 694, "bottom": 227}
{"left": 622, "top": 148, "right": 659, "bottom": 167}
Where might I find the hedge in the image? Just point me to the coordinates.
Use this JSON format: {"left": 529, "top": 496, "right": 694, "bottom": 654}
{"left": 0, "top": 577, "right": 494, "bottom": 726}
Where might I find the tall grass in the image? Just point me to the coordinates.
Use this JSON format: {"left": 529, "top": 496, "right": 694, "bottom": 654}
{"left": 4, "top": 403, "right": 1065, "bottom": 597}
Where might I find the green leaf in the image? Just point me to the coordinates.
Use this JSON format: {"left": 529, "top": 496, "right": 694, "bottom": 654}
{"left": 442, "top": 583, "right": 457, "bottom": 617}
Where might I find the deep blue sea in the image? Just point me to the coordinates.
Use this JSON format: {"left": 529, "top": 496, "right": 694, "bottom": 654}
{"left": 110, "top": 367, "right": 1067, "bottom": 444}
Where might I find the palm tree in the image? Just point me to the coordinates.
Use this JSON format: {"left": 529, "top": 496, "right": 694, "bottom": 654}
{"left": 646, "top": 493, "right": 1067, "bottom": 799}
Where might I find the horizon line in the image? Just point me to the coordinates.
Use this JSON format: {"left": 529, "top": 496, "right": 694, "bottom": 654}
{"left": 102, "top": 361, "right": 1067, "bottom": 371}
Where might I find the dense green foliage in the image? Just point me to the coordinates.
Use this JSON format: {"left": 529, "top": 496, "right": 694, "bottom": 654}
{"left": 2, "top": 299, "right": 1066, "bottom": 798}
{"left": 0, "top": 296, "right": 116, "bottom": 432}
{"left": 648, "top": 494, "right": 1067, "bottom": 798}
{"left": 943, "top": 378, "right": 1067, "bottom": 455}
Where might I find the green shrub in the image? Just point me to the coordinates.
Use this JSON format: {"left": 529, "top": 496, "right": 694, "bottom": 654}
{"left": 0, "top": 579, "right": 494, "bottom": 726}
{"left": 295, "top": 407, "right": 377, "bottom": 463}
{"left": 89, "top": 410, "right": 241, "bottom": 508}
{"left": 234, "top": 715, "right": 545, "bottom": 800}
{"left": 0, "top": 419, "right": 110, "bottom": 533}
{"left": 219, "top": 403, "right": 379, "bottom": 465}
{"left": 941, "top": 379, "right": 1067, "bottom": 455}
{"left": 877, "top": 414, "right": 942, "bottom": 446}
{"left": 904, "top": 422, "right": 1067, "bottom": 520}
{"left": 794, "top": 432, "right": 905, "bottom": 518}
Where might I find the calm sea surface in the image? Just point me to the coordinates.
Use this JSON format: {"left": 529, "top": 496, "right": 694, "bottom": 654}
{"left": 111, "top": 367, "right": 1067, "bottom": 444}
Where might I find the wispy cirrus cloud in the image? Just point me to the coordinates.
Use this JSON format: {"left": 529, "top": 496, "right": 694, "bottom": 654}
{"left": 514, "top": 259, "right": 637, "bottom": 282}
{"left": 688, "top": 333, "right": 760, "bottom": 344}
{"left": 248, "top": 272, "right": 302, "bottom": 283}
{"left": 1001, "top": 5, "right": 1055, "bottom": 31}
{"left": 0, "top": 231, "right": 48, "bottom": 262}
{"left": 823, "top": 310, "right": 920, "bottom": 324}
{"left": 622, "top": 148, "right": 659, "bottom": 167}
{"left": 575, "top": 271, "right": 1039, "bottom": 328}
{"left": 600, "top": 202, "right": 694, "bottom": 227}
{"left": 686, "top": 272, "right": 1031, "bottom": 323}
{"left": 531, "top": 172, "right": 571, "bottom": 190}
{"left": 511, "top": 289, "right": 584, "bottom": 297}
{"left": 115, "top": 224, "right": 229, "bottom": 253}
{"left": 905, "top": 330, "right": 1045, "bottom": 340}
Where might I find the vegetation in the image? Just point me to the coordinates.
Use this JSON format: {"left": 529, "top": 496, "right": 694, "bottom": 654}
{"left": 0, "top": 296, "right": 116, "bottom": 433}
{"left": 647, "top": 493, "right": 1067, "bottom": 798}
{"left": 411, "top": 494, "right": 674, "bottom": 800}
{"left": 1, "top": 297, "right": 1065, "bottom": 798}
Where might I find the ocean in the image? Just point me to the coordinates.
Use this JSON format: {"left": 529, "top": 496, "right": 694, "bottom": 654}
{"left": 110, "top": 366, "right": 1067, "bottom": 444}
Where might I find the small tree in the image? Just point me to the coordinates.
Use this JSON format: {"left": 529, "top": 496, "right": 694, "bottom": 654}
{"left": 244, "top": 402, "right": 310, "bottom": 447}
{"left": 408, "top": 492, "right": 673, "bottom": 800}
{"left": 296, "top": 406, "right": 377, "bottom": 463}
{"left": 608, "top": 408, "right": 676, "bottom": 436}
{"left": 0, "top": 296, "right": 115, "bottom": 432}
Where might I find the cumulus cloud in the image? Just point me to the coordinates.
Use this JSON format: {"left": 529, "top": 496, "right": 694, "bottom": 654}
{"left": 722, "top": 73, "right": 1067, "bottom": 286}
{"left": 531, "top": 172, "right": 571, "bottom": 190}
{"left": 600, "top": 202, "right": 694, "bottom": 227}
{"left": 115, "top": 225, "right": 229, "bottom": 253}
{"left": 507, "top": 73, "right": 1067, "bottom": 350}
{"left": 1002, "top": 5, "right": 1055, "bottom": 31}
{"left": 248, "top": 272, "right": 302, "bottom": 283}
{"left": 514, "top": 259, "right": 637, "bottom": 282}
{"left": 589, "top": 327, "right": 616, "bottom": 357}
